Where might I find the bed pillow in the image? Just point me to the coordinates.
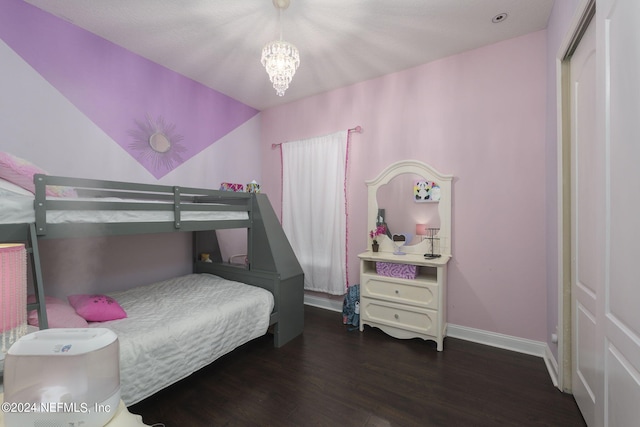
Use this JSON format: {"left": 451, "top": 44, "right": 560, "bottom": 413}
{"left": 68, "top": 294, "right": 127, "bottom": 322}
{"left": 27, "top": 295, "right": 89, "bottom": 328}
{"left": 0, "top": 151, "right": 77, "bottom": 197}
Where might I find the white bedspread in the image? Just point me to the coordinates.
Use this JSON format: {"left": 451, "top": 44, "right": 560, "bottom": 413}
{"left": 89, "top": 274, "right": 274, "bottom": 405}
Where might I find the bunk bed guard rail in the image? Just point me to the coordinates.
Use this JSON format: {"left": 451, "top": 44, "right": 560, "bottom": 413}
{"left": 33, "top": 174, "right": 253, "bottom": 238}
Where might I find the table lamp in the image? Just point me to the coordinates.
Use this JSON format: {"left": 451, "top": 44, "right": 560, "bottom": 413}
{"left": 1, "top": 243, "right": 28, "bottom": 356}
{"left": 416, "top": 223, "right": 428, "bottom": 241}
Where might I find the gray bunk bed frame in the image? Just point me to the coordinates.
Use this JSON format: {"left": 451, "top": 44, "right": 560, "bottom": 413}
{"left": 0, "top": 174, "right": 304, "bottom": 348}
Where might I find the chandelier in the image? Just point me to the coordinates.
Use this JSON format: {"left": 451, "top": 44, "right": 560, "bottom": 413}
{"left": 261, "top": 0, "right": 300, "bottom": 96}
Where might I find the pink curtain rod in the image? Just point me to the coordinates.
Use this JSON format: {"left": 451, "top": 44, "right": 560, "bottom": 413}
{"left": 271, "top": 126, "right": 362, "bottom": 149}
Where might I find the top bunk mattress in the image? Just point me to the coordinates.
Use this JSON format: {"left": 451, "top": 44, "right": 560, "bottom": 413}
{"left": 0, "top": 178, "right": 249, "bottom": 225}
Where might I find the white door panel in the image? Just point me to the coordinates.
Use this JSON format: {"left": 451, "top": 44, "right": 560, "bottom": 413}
{"left": 570, "top": 18, "right": 599, "bottom": 426}
{"left": 606, "top": 344, "right": 640, "bottom": 427}
{"left": 603, "top": 0, "right": 640, "bottom": 424}
{"left": 565, "top": 0, "right": 640, "bottom": 425}
{"left": 575, "top": 302, "right": 597, "bottom": 421}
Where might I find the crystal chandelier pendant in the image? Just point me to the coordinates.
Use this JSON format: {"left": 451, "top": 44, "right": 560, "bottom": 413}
{"left": 261, "top": 0, "right": 299, "bottom": 96}
{"left": 261, "top": 40, "right": 300, "bottom": 96}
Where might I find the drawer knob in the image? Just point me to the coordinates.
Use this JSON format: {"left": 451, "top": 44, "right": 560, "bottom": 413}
{"left": 395, "top": 290, "right": 399, "bottom": 294}
{"left": 394, "top": 314, "right": 399, "bottom": 319}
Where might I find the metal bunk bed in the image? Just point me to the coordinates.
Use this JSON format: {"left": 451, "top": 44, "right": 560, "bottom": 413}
{"left": 0, "top": 174, "right": 304, "bottom": 348}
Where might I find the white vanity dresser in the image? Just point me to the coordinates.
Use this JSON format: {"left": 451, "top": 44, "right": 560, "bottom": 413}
{"left": 358, "top": 160, "right": 452, "bottom": 351}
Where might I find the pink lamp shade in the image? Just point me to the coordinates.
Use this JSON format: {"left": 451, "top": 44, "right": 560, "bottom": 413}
{"left": 1, "top": 243, "right": 28, "bottom": 353}
{"left": 415, "top": 224, "right": 428, "bottom": 236}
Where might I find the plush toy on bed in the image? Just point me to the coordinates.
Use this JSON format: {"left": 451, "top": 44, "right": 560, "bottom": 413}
{"left": 200, "top": 253, "right": 212, "bottom": 263}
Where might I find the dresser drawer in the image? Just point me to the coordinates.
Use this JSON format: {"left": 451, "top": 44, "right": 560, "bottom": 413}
{"left": 360, "top": 297, "right": 437, "bottom": 335}
{"left": 361, "top": 276, "right": 438, "bottom": 309}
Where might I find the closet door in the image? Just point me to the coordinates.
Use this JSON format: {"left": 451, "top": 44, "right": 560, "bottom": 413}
{"left": 570, "top": 1, "right": 640, "bottom": 425}
{"left": 570, "top": 17, "right": 600, "bottom": 426}
{"left": 598, "top": 0, "right": 640, "bottom": 425}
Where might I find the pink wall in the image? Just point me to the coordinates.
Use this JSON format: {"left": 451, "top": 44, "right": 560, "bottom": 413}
{"left": 261, "top": 31, "right": 548, "bottom": 341}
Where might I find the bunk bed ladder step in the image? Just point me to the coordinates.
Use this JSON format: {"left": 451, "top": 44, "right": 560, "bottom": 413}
{"left": 25, "top": 223, "right": 48, "bottom": 329}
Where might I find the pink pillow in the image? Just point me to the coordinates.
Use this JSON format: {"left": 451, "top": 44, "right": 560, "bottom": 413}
{"left": 27, "top": 295, "right": 89, "bottom": 328}
{"left": 68, "top": 294, "right": 127, "bottom": 322}
{"left": 0, "top": 152, "right": 77, "bottom": 197}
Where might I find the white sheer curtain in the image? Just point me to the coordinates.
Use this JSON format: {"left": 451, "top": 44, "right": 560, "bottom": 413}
{"left": 281, "top": 130, "right": 348, "bottom": 295}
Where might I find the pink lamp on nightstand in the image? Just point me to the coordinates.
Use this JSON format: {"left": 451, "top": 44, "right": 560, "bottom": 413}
{"left": 416, "top": 223, "right": 428, "bottom": 241}
{"left": 1, "top": 243, "right": 28, "bottom": 355}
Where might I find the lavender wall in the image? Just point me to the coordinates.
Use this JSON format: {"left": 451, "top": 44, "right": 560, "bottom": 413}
{"left": 262, "top": 31, "right": 548, "bottom": 341}
{"left": 0, "top": 0, "right": 258, "bottom": 180}
{"left": 0, "top": 0, "right": 262, "bottom": 297}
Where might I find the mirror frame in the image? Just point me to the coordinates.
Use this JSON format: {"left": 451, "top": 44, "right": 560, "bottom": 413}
{"left": 366, "top": 160, "right": 452, "bottom": 257}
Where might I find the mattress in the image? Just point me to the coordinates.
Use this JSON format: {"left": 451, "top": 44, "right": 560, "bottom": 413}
{"left": 0, "top": 180, "right": 248, "bottom": 225}
{"left": 88, "top": 274, "right": 274, "bottom": 405}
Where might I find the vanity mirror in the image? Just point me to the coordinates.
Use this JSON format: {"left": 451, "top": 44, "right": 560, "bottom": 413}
{"left": 376, "top": 173, "right": 440, "bottom": 247}
{"left": 366, "top": 160, "right": 452, "bottom": 257}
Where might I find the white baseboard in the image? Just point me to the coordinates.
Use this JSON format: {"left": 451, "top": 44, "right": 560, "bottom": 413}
{"left": 447, "top": 323, "right": 547, "bottom": 357}
{"left": 544, "top": 344, "right": 559, "bottom": 388}
{"left": 304, "top": 294, "right": 343, "bottom": 312}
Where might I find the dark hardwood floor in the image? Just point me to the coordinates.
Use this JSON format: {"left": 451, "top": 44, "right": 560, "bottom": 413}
{"left": 130, "top": 306, "right": 586, "bottom": 427}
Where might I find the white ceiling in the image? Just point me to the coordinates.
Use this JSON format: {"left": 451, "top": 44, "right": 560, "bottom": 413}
{"left": 24, "top": 0, "right": 555, "bottom": 111}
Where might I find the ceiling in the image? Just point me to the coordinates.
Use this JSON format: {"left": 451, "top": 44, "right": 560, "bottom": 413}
{"left": 24, "top": 0, "right": 555, "bottom": 111}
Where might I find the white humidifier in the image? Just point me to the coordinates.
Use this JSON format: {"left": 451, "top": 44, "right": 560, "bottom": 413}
{"left": 3, "top": 328, "right": 120, "bottom": 427}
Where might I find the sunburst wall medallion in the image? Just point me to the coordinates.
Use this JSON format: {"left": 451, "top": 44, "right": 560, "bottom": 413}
{"left": 128, "top": 115, "right": 186, "bottom": 173}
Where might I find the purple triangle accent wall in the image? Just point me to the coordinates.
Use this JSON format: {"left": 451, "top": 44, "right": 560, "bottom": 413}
{"left": 0, "top": 0, "right": 259, "bottom": 179}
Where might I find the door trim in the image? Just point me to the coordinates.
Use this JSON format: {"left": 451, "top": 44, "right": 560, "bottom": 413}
{"left": 556, "top": 0, "right": 595, "bottom": 393}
